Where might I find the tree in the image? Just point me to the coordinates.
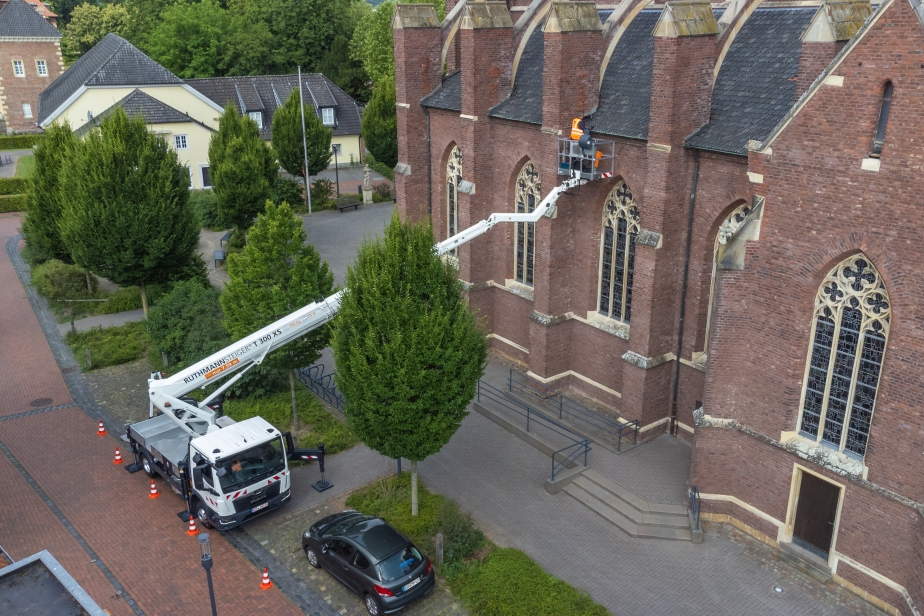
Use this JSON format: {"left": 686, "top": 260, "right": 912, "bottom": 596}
{"left": 221, "top": 201, "right": 334, "bottom": 427}
{"left": 61, "top": 3, "right": 131, "bottom": 63}
{"left": 209, "top": 105, "right": 277, "bottom": 233}
{"left": 362, "top": 75, "right": 397, "bottom": 168}
{"left": 272, "top": 90, "right": 332, "bottom": 198}
{"left": 143, "top": 0, "right": 232, "bottom": 78}
{"left": 21, "top": 123, "right": 77, "bottom": 264}
{"left": 332, "top": 215, "right": 487, "bottom": 514}
{"left": 58, "top": 108, "right": 200, "bottom": 317}
{"left": 147, "top": 279, "right": 230, "bottom": 368}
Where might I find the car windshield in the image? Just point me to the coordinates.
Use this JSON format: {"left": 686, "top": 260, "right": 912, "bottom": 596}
{"left": 377, "top": 546, "right": 423, "bottom": 582}
{"left": 216, "top": 437, "right": 285, "bottom": 492}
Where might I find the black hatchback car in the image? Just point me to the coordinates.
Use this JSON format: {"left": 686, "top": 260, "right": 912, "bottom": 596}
{"left": 302, "top": 511, "right": 435, "bottom": 615}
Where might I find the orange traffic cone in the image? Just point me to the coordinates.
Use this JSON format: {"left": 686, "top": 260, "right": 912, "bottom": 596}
{"left": 186, "top": 515, "right": 199, "bottom": 536}
{"left": 96, "top": 420, "right": 106, "bottom": 436}
{"left": 149, "top": 480, "right": 160, "bottom": 499}
{"left": 260, "top": 567, "right": 273, "bottom": 590}
{"left": 112, "top": 448, "right": 123, "bottom": 464}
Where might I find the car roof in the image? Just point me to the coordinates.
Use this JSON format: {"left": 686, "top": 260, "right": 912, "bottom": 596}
{"left": 341, "top": 518, "right": 409, "bottom": 561}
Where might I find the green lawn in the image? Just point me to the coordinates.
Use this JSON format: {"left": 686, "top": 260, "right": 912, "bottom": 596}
{"left": 15, "top": 155, "right": 34, "bottom": 178}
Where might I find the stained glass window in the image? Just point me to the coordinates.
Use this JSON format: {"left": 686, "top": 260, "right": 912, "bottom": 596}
{"left": 446, "top": 146, "right": 461, "bottom": 258}
{"left": 514, "top": 162, "right": 540, "bottom": 286}
{"left": 598, "top": 181, "right": 639, "bottom": 323}
{"left": 798, "top": 256, "right": 890, "bottom": 458}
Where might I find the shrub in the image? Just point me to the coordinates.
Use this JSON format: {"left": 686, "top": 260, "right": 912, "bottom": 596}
{"left": 454, "top": 548, "right": 609, "bottom": 616}
{"left": 226, "top": 227, "right": 246, "bottom": 255}
{"left": 274, "top": 176, "right": 304, "bottom": 210}
{"left": 365, "top": 152, "right": 395, "bottom": 181}
{"left": 65, "top": 321, "right": 149, "bottom": 370}
{"left": 437, "top": 500, "right": 485, "bottom": 566}
{"left": 0, "top": 177, "right": 29, "bottom": 195}
{"left": 98, "top": 287, "right": 142, "bottom": 314}
{"left": 310, "top": 177, "right": 336, "bottom": 211}
{"left": 189, "top": 189, "right": 222, "bottom": 229}
{"left": 32, "top": 259, "right": 98, "bottom": 301}
{"left": 0, "top": 134, "right": 43, "bottom": 150}
{"left": 345, "top": 472, "right": 443, "bottom": 544}
{"left": 0, "top": 193, "right": 27, "bottom": 212}
{"left": 371, "top": 182, "right": 392, "bottom": 203}
{"left": 146, "top": 279, "right": 229, "bottom": 367}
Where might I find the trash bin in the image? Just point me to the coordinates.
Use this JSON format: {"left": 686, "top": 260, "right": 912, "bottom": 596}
{"left": 357, "top": 184, "right": 363, "bottom": 195}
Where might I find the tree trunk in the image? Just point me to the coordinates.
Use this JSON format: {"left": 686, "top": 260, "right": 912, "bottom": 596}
{"left": 411, "top": 460, "right": 418, "bottom": 516}
{"left": 290, "top": 369, "right": 299, "bottom": 431}
{"left": 85, "top": 270, "right": 92, "bottom": 294}
{"left": 139, "top": 282, "right": 149, "bottom": 318}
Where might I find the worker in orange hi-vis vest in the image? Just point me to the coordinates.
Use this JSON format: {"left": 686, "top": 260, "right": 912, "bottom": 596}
{"left": 570, "top": 116, "right": 585, "bottom": 140}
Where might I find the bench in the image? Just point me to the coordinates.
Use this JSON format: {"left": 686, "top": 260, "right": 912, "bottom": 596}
{"left": 219, "top": 231, "right": 231, "bottom": 247}
{"left": 213, "top": 250, "right": 225, "bottom": 267}
{"left": 337, "top": 202, "right": 361, "bottom": 213}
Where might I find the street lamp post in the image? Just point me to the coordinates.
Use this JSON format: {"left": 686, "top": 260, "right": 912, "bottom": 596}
{"left": 332, "top": 146, "right": 340, "bottom": 197}
{"left": 199, "top": 533, "right": 218, "bottom": 616}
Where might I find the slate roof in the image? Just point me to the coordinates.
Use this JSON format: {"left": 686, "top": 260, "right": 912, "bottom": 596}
{"left": 685, "top": 7, "right": 816, "bottom": 154}
{"left": 0, "top": 0, "right": 60, "bottom": 38}
{"left": 488, "top": 23, "right": 544, "bottom": 124}
{"left": 38, "top": 34, "right": 182, "bottom": 124}
{"left": 421, "top": 70, "right": 461, "bottom": 112}
{"left": 75, "top": 89, "right": 214, "bottom": 136}
{"left": 589, "top": 9, "right": 661, "bottom": 140}
{"left": 186, "top": 74, "right": 361, "bottom": 140}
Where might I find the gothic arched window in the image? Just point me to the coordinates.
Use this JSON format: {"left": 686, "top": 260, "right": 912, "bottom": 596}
{"left": 799, "top": 255, "right": 890, "bottom": 458}
{"left": 703, "top": 202, "right": 753, "bottom": 353}
{"left": 598, "top": 181, "right": 639, "bottom": 323}
{"left": 514, "top": 162, "right": 540, "bottom": 286}
{"left": 446, "top": 146, "right": 462, "bottom": 257}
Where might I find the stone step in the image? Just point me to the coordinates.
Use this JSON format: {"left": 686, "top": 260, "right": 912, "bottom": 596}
{"left": 571, "top": 476, "right": 690, "bottom": 529}
{"left": 563, "top": 482, "right": 693, "bottom": 541}
{"left": 778, "top": 541, "right": 833, "bottom": 584}
{"left": 581, "top": 468, "right": 689, "bottom": 516}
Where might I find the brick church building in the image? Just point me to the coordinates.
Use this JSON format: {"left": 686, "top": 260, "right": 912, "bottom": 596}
{"left": 392, "top": 0, "right": 924, "bottom": 612}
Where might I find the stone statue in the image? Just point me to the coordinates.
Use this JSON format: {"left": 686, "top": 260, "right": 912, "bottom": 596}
{"left": 363, "top": 164, "right": 372, "bottom": 190}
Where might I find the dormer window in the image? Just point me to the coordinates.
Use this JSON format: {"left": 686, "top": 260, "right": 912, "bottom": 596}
{"left": 248, "top": 111, "right": 263, "bottom": 128}
{"left": 321, "top": 108, "right": 334, "bottom": 126}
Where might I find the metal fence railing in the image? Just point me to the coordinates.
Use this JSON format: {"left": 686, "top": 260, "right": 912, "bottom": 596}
{"left": 297, "top": 363, "right": 345, "bottom": 412}
{"left": 507, "top": 369, "right": 639, "bottom": 451}
{"left": 477, "top": 380, "right": 590, "bottom": 481}
{"left": 689, "top": 485, "right": 701, "bottom": 531}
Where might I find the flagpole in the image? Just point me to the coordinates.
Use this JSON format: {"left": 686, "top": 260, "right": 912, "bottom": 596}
{"left": 298, "top": 66, "right": 312, "bottom": 214}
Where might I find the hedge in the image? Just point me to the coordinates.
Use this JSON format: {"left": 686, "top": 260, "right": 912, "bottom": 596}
{"left": 0, "top": 134, "right": 43, "bottom": 150}
{"left": 0, "top": 193, "right": 27, "bottom": 212}
{"left": 0, "top": 177, "right": 29, "bottom": 195}
{"left": 364, "top": 152, "right": 394, "bottom": 181}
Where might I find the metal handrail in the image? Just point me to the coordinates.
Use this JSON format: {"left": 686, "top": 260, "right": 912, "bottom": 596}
{"left": 689, "top": 485, "right": 701, "bottom": 531}
{"left": 508, "top": 369, "right": 639, "bottom": 451}
{"left": 477, "top": 380, "right": 590, "bottom": 480}
{"left": 297, "top": 363, "right": 346, "bottom": 411}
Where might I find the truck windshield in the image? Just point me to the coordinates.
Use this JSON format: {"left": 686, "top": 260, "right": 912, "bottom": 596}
{"left": 216, "top": 437, "right": 285, "bottom": 493}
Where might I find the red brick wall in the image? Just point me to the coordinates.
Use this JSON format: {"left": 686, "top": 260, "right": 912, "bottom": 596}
{"left": 0, "top": 40, "right": 62, "bottom": 133}
{"left": 796, "top": 41, "right": 845, "bottom": 97}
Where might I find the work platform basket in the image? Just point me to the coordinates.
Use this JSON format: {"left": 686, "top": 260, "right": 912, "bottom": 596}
{"left": 558, "top": 138, "right": 615, "bottom": 182}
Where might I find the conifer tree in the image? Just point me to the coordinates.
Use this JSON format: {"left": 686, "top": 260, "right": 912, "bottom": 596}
{"left": 209, "top": 105, "right": 277, "bottom": 232}
{"left": 221, "top": 201, "right": 334, "bottom": 427}
{"left": 21, "top": 122, "right": 77, "bottom": 264}
{"left": 271, "top": 89, "right": 332, "bottom": 192}
{"left": 361, "top": 75, "right": 397, "bottom": 168}
{"left": 58, "top": 108, "right": 199, "bottom": 316}
{"left": 332, "top": 214, "right": 487, "bottom": 515}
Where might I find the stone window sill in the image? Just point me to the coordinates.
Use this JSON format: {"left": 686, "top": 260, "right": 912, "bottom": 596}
{"left": 503, "top": 279, "right": 534, "bottom": 301}
{"left": 582, "top": 311, "right": 630, "bottom": 340}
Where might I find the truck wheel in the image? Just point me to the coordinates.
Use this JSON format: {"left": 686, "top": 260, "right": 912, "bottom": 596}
{"left": 141, "top": 452, "right": 157, "bottom": 478}
{"left": 195, "top": 500, "right": 215, "bottom": 529}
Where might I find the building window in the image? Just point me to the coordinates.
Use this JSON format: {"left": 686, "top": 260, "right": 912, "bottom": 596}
{"left": 248, "top": 111, "right": 263, "bottom": 128}
{"left": 514, "top": 162, "right": 540, "bottom": 286}
{"left": 36, "top": 60, "right": 47, "bottom": 76}
{"left": 446, "top": 146, "right": 461, "bottom": 257}
{"left": 331, "top": 143, "right": 342, "bottom": 156}
{"left": 321, "top": 108, "right": 334, "bottom": 126}
{"left": 12, "top": 60, "right": 24, "bottom": 77}
{"left": 798, "top": 255, "right": 890, "bottom": 458}
{"left": 703, "top": 201, "right": 753, "bottom": 353}
{"left": 598, "top": 181, "right": 639, "bottom": 323}
{"left": 870, "top": 81, "right": 893, "bottom": 159}
{"left": 200, "top": 166, "right": 212, "bottom": 188}
{"left": 22, "top": 103, "right": 32, "bottom": 118}
{"left": 174, "top": 135, "right": 188, "bottom": 150}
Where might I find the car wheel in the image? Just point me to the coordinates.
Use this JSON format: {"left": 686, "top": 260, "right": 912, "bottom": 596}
{"left": 141, "top": 452, "right": 157, "bottom": 478}
{"left": 304, "top": 546, "right": 320, "bottom": 569}
{"left": 364, "top": 594, "right": 382, "bottom": 616}
{"left": 195, "top": 500, "right": 215, "bottom": 529}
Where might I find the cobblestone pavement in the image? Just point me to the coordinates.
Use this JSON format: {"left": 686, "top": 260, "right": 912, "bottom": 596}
{"left": 80, "top": 357, "right": 155, "bottom": 427}
{"left": 245, "top": 493, "right": 468, "bottom": 616}
{"left": 416, "top": 409, "right": 886, "bottom": 616}
{"left": 0, "top": 218, "right": 304, "bottom": 616}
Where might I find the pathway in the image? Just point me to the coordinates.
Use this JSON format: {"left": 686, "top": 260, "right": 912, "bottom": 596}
{"left": 0, "top": 149, "right": 34, "bottom": 178}
{"left": 0, "top": 214, "right": 305, "bottom": 615}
